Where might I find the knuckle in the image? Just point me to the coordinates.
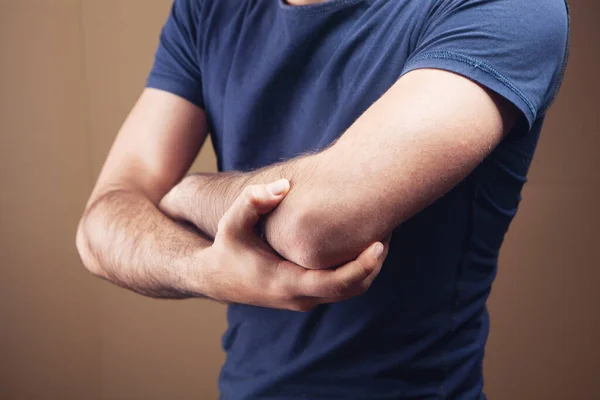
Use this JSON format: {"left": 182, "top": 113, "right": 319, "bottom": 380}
{"left": 359, "top": 260, "right": 375, "bottom": 279}
{"left": 242, "top": 185, "right": 254, "bottom": 197}
{"left": 267, "top": 275, "right": 295, "bottom": 304}
{"left": 281, "top": 291, "right": 296, "bottom": 304}
{"left": 330, "top": 279, "right": 351, "bottom": 298}
{"left": 273, "top": 262, "right": 302, "bottom": 301}
{"left": 358, "top": 279, "right": 372, "bottom": 294}
{"left": 269, "top": 280, "right": 289, "bottom": 302}
{"left": 243, "top": 185, "right": 260, "bottom": 205}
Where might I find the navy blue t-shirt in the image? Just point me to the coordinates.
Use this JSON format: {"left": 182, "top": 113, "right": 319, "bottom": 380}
{"left": 147, "top": 0, "right": 569, "bottom": 398}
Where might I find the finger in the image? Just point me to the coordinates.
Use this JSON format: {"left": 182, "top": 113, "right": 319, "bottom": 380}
{"left": 292, "top": 257, "right": 385, "bottom": 307}
{"left": 356, "top": 240, "right": 389, "bottom": 289}
{"left": 297, "top": 242, "right": 385, "bottom": 299}
{"left": 307, "top": 256, "right": 386, "bottom": 306}
{"left": 219, "top": 179, "right": 290, "bottom": 236}
{"left": 282, "top": 242, "right": 388, "bottom": 308}
{"left": 359, "top": 243, "right": 387, "bottom": 288}
{"left": 315, "top": 258, "right": 384, "bottom": 305}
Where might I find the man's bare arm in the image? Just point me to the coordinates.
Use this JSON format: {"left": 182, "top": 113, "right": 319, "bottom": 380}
{"left": 160, "top": 69, "right": 518, "bottom": 269}
{"left": 77, "top": 188, "right": 210, "bottom": 298}
{"left": 76, "top": 89, "right": 209, "bottom": 298}
{"left": 77, "top": 89, "right": 387, "bottom": 307}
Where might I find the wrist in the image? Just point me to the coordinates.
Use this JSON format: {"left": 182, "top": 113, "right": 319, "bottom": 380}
{"left": 180, "top": 244, "right": 213, "bottom": 298}
{"left": 187, "top": 243, "right": 219, "bottom": 299}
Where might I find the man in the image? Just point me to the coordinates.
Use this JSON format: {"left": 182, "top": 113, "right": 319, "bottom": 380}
{"left": 76, "top": 0, "right": 569, "bottom": 398}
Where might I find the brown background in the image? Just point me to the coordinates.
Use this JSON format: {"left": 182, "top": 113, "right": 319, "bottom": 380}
{"left": 0, "top": 1, "right": 598, "bottom": 399}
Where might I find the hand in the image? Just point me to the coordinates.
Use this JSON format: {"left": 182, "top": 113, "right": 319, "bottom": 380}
{"left": 200, "top": 179, "right": 389, "bottom": 311}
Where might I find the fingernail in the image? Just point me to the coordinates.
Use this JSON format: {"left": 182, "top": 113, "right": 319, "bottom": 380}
{"left": 372, "top": 243, "right": 384, "bottom": 259}
{"left": 268, "top": 179, "right": 289, "bottom": 196}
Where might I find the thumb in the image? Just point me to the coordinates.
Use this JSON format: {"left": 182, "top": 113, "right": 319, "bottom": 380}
{"left": 218, "top": 179, "right": 290, "bottom": 236}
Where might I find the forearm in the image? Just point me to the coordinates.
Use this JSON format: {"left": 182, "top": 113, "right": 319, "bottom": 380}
{"left": 167, "top": 152, "right": 373, "bottom": 269}
{"left": 165, "top": 171, "right": 253, "bottom": 238}
{"left": 161, "top": 71, "right": 515, "bottom": 271}
{"left": 77, "top": 188, "right": 211, "bottom": 299}
{"left": 166, "top": 159, "right": 297, "bottom": 237}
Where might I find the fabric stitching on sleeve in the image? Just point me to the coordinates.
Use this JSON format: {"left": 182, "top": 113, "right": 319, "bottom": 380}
{"left": 405, "top": 50, "right": 537, "bottom": 121}
{"left": 149, "top": 71, "right": 203, "bottom": 90}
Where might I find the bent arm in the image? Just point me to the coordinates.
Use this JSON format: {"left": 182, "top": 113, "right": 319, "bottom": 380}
{"left": 77, "top": 189, "right": 210, "bottom": 298}
{"left": 268, "top": 69, "right": 517, "bottom": 267}
{"left": 76, "top": 89, "right": 210, "bottom": 298}
{"left": 164, "top": 69, "right": 517, "bottom": 269}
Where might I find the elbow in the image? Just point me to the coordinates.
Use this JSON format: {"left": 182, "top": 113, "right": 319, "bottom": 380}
{"left": 283, "top": 234, "right": 330, "bottom": 270}
{"left": 75, "top": 213, "right": 104, "bottom": 278}
{"left": 276, "top": 209, "right": 356, "bottom": 270}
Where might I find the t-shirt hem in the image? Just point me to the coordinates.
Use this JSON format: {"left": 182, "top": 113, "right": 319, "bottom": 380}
{"left": 401, "top": 50, "right": 537, "bottom": 130}
{"left": 146, "top": 72, "right": 205, "bottom": 109}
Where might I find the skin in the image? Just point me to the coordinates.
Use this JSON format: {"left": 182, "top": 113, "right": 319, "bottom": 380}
{"left": 77, "top": 67, "right": 516, "bottom": 308}
{"left": 76, "top": 89, "right": 387, "bottom": 310}
{"left": 160, "top": 69, "right": 517, "bottom": 269}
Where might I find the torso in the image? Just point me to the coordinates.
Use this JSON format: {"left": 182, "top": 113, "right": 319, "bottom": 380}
{"left": 191, "top": 1, "right": 548, "bottom": 398}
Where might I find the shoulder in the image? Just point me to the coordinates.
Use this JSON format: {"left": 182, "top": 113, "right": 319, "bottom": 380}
{"left": 171, "top": 0, "right": 203, "bottom": 14}
{"left": 439, "top": 0, "right": 569, "bottom": 37}
{"left": 405, "top": 0, "right": 569, "bottom": 124}
{"left": 166, "top": 0, "right": 204, "bottom": 28}
{"left": 499, "top": 0, "right": 569, "bottom": 42}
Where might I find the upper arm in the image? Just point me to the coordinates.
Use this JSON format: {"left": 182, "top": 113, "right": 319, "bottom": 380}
{"left": 330, "top": 67, "right": 516, "bottom": 226}
{"left": 89, "top": 89, "right": 208, "bottom": 206}
{"left": 89, "top": 0, "right": 207, "bottom": 206}
{"left": 400, "top": 0, "right": 569, "bottom": 129}
{"left": 275, "top": 69, "right": 515, "bottom": 268}
{"left": 269, "top": 0, "right": 569, "bottom": 268}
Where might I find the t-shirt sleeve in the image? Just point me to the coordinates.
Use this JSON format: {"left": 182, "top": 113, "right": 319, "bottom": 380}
{"left": 401, "top": 0, "right": 570, "bottom": 130}
{"left": 146, "top": 0, "right": 205, "bottom": 109}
